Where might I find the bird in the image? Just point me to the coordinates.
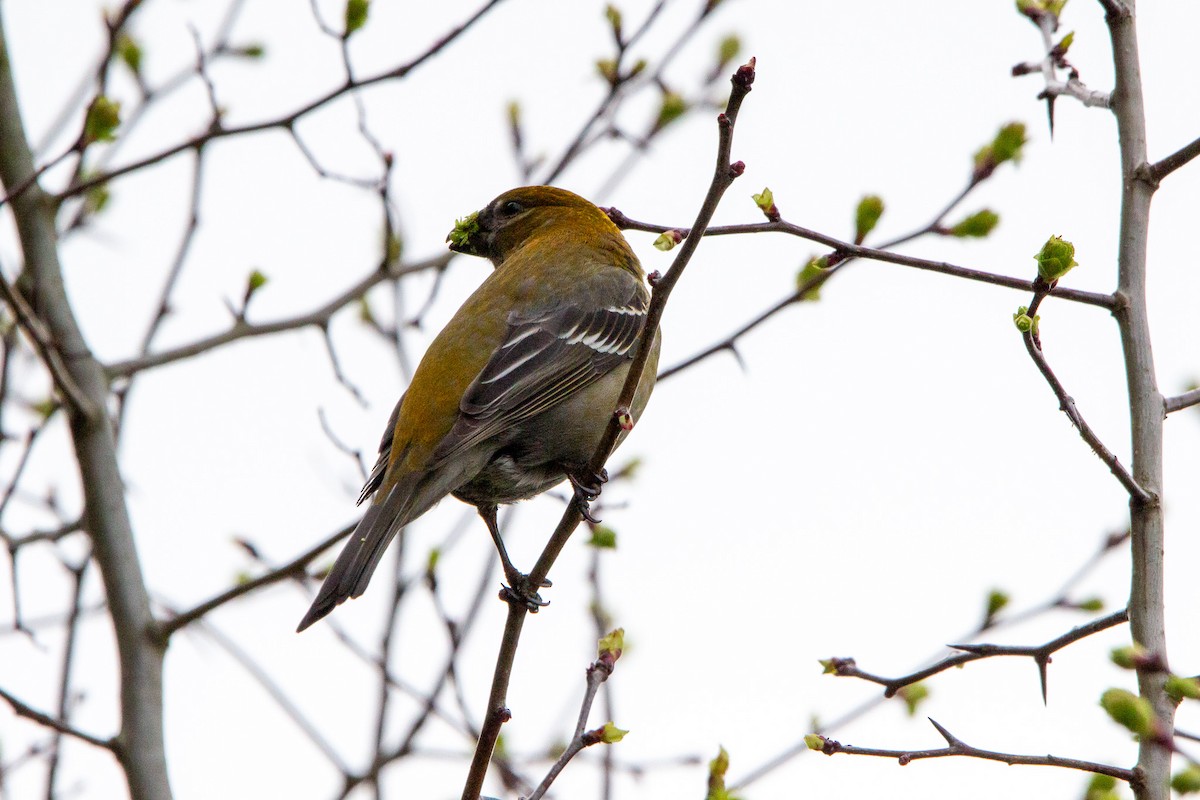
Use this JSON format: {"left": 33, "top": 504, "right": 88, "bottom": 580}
{"left": 297, "top": 186, "right": 660, "bottom": 632}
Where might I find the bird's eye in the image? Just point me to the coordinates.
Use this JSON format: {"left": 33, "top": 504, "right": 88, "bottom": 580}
{"left": 501, "top": 200, "right": 523, "bottom": 216}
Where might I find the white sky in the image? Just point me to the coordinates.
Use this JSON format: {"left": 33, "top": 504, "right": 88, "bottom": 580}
{"left": 1, "top": 1, "right": 1199, "bottom": 799}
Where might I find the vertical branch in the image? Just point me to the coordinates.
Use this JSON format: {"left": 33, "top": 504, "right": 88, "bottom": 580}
{"left": 0, "top": 17, "right": 173, "bottom": 800}
{"left": 1104, "top": 3, "right": 1172, "bottom": 799}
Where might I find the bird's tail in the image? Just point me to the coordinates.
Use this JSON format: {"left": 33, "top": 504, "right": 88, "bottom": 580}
{"left": 295, "top": 480, "right": 418, "bottom": 632}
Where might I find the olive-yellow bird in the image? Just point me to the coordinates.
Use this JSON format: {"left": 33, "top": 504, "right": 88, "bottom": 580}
{"left": 297, "top": 186, "right": 660, "bottom": 631}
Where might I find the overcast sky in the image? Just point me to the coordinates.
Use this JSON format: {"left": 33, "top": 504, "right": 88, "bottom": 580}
{"left": 2, "top": 2, "right": 1199, "bottom": 799}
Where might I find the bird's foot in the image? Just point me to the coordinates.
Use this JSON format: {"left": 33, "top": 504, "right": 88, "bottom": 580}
{"left": 500, "top": 569, "right": 552, "bottom": 612}
{"left": 568, "top": 469, "right": 608, "bottom": 523}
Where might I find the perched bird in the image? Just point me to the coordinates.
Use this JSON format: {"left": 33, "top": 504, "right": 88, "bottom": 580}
{"left": 297, "top": 186, "right": 660, "bottom": 631}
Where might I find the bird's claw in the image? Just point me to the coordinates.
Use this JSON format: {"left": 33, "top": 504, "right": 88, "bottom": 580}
{"left": 500, "top": 572, "right": 551, "bottom": 612}
{"left": 569, "top": 469, "right": 608, "bottom": 523}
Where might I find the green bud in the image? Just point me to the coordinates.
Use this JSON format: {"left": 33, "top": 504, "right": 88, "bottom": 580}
{"left": 1099, "top": 688, "right": 1155, "bottom": 735}
{"left": 973, "top": 122, "right": 1027, "bottom": 181}
{"left": 344, "top": 0, "right": 370, "bottom": 36}
{"left": 1013, "top": 306, "right": 1039, "bottom": 335}
{"left": 796, "top": 256, "right": 827, "bottom": 302}
{"left": 247, "top": 269, "right": 268, "bottom": 293}
{"left": 596, "top": 58, "right": 619, "bottom": 86}
{"left": 1173, "top": 765, "right": 1200, "bottom": 795}
{"left": 1076, "top": 597, "right": 1104, "bottom": 612}
{"left": 598, "top": 628, "right": 625, "bottom": 660}
{"left": 752, "top": 187, "right": 774, "bottom": 214}
{"left": 653, "top": 91, "right": 688, "bottom": 132}
{"left": 426, "top": 547, "right": 440, "bottom": 573}
{"left": 993, "top": 122, "right": 1028, "bottom": 165}
{"left": 1165, "top": 675, "right": 1200, "bottom": 702}
{"left": 84, "top": 182, "right": 111, "bottom": 216}
{"left": 599, "top": 722, "right": 628, "bottom": 743}
{"left": 1085, "top": 773, "right": 1120, "bottom": 800}
{"left": 897, "top": 683, "right": 929, "bottom": 716}
{"left": 948, "top": 209, "right": 1000, "bottom": 238}
{"left": 232, "top": 43, "right": 266, "bottom": 59}
{"left": 116, "top": 34, "right": 142, "bottom": 75}
{"left": 627, "top": 59, "right": 647, "bottom": 79}
{"left": 386, "top": 233, "right": 403, "bottom": 263}
{"left": 615, "top": 456, "right": 642, "bottom": 480}
{"left": 588, "top": 525, "right": 618, "bottom": 549}
{"left": 716, "top": 35, "right": 742, "bottom": 69}
{"left": 30, "top": 398, "right": 58, "bottom": 419}
{"left": 604, "top": 4, "right": 622, "bottom": 37}
{"left": 854, "top": 195, "right": 884, "bottom": 243}
{"left": 447, "top": 212, "right": 480, "bottom": 249}
{"left": 84, "top": 96, "right": 121, "bottom": 144}
{"left": 1056, "top": 31, "right": 1075, "bottom": 55}
{"left": 1110, "top": 644, "right": 1147, "bottom": 670}
{"left": 357, "top": 297, "right": 375, "bottom": 325}
{"left": 653, "top": 230, "right": 682, "bottom": 251}
{"left": 985, "top": 589, "right": 1010, "bottom": 620}
{"left": 707, "top": 746, "right": 731, "bottom": 800}
{"left": 1034, "top": 235, "right": 1078, "bottom": 282}
{"left": 804, "top": 733, "right": 825, "bottom": 751}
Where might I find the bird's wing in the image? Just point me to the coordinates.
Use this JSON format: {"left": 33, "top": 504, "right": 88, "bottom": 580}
{"left": 430, "top": 275, "right": 649, "bottom": 466}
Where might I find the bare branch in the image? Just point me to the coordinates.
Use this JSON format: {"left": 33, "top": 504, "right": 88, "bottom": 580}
{"left": 458, "top": 59, "right": 758, "bottom": 800}
{"left": 1164, "top": 387, "right": 1200, "bottom": 415}
{"left": 825, "top": 609, "right": 1129, "bottom": 703}
{"left": 1148, "top": 134, "right": 1200, "bottom": 183}
{"left": 57, "top": 0, "right": 510, "bottom": 203}
{"left": 156, "top": 524, "right": 353, "bottom": 640}
{"left": 809, "top": 718, "right": 1137, "bottom": 784}
{"left": 0, "top": 272, "right": 95, "bottom": 419}
{"left": 0, "top": 685, "right": 115, "bottom": 751}
{"left": 608, "top": 213, "right": 1117, "bottom": 310}
{"left": 1020, "top": 289, "right": 1153, "bottom": 504}
{"left": 105, "top": 253, "right": 450, "bottom": 379}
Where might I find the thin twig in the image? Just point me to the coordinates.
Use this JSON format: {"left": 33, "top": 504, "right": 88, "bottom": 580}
{"left": 609, "top": 215, "right": 1117, "bottom": 310}
{"left": 526, "top": 651, "right": 620, "bottom": 800}
{"left": 1020, "top": 289, "right": 1154, "bottom": 504}
{"left": 156, "top": 523, "right": 354, "bottom": 640}
{"left": 105, "top": 253, "right": 451, "bottom": 379}
{"left": 0, "top": 272, "right": 95, "bottom": 418}
{"left": 1164, "top": 387, "right": 1200, "bottom": 415}
{"left": 56, "top": 0, "right": 510, "bottom": 203}
{"left": 825, "top": 609, "right": 1129, "bottom": 703}
{"left": 458, "top": 58, "right": 758, "bottom": 800}
{"left": 0, "top": 686, "right": 115, "bottom": 751}
{"left": 1147, "top": 134, "right": 1200, "bottom": 183}
{"left": 809, "top": 718, "right": 1138, "bottom": 785}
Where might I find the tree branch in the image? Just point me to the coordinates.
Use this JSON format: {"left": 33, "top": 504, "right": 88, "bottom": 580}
{"left": 457, "top": 58, "right": 758, "bottom": 800}
{"left": 607, "top": 214, "right": 1117, "bottom": 310}
{"left": 1020, "top": 289, "right": 1154, "bottom": 504}
{"left": 825, "top": 609, "right": 1129, "bottom": 703}
{"left": 105, "top": 253, "right": 450, "bottom": 379}
{"left": 0, "top": 685, "right": 115, "bottom": 751}
{"left": 156, "top": 523, "right": 354, "bottom": 641}
{"left": 1147, "top": 134, "right": 1200, "bottom": 183}
{"left": 1164, "top": 387, "right": 1200, "bottom": 415}
{"left": 809, "top": 718, "right": 1138, "bottom": 785}
{"left": 0, "top": 17, "right": 172, "bottom": 800}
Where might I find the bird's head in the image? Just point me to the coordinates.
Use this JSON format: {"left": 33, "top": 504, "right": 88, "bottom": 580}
{"left": 446, "top": 186, "right": 623, "bottom": 267}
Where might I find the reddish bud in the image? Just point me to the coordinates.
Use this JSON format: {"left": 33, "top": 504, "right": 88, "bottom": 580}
{"left": 729, "top": 160, "right": 745, "bottom": 177}
{"left": 733, "top": 57, "right": 756, "bottom": 88}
